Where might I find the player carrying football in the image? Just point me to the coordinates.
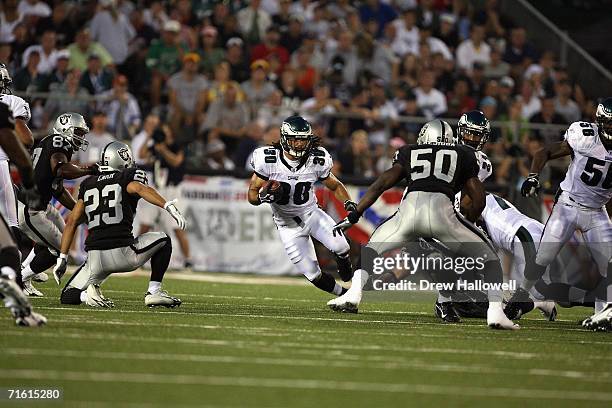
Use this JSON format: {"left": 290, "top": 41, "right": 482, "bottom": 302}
{"left": 516, "top": 97, "right": 612, "bottom": 331}
{"left": 53, "top": 141, "right": 185, "bottom": 308}
{"left": 248, "top": 116, "right": 355, "bottom": 297}
{"left": 332, "top": 119, "right": 518, "bottom": 329}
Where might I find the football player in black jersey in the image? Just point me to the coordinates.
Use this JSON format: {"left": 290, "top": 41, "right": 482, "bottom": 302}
{"left": 331, "top": 119, "right": 518, "bottom": 329}
{"left": 0, "top": 101, "right": 47, "bottom": 326}
{"left": 53, "top": 141, "right": 185, "bottom": 308}
{"left": 18, "top": 112, "right": 100, "bottom": 296}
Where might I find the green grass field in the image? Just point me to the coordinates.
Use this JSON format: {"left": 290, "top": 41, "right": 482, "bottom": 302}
{"left": 1, "top": 271, "right": 611, "bottom": 408}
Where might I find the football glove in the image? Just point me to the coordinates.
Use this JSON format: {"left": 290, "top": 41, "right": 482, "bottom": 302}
{"left": 164, "top": 199, "right": 186, "bottom": 230}
{"left": 521, "top": 173, "right": 540, "bottom": 197}
{"left": 53, "top": 253, "right": 68, "bottom": 285}
{"left": 258, "top": 190, "right": 278, "bottom": 204}
{"left": 332, "top": 211, "right": 361, "bottom": 237}
{"left": 344, "top": 200, "right": 358, "bottom": 212}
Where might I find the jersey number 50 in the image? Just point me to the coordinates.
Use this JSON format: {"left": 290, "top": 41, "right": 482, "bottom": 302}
{"left": 411, "top": 149, "right": 457, "bottom": 182}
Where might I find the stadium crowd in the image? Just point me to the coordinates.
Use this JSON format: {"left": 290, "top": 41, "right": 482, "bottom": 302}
{"left": 0, "top": 0, "right": 599, "bottom": 218}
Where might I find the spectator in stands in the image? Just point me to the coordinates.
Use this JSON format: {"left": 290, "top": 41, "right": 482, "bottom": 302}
{"left": 89, "top": 0, "right": 135, "bottom": 67}
{"left": 43, "top": 69, "right": 89, "bottom": 128}
{"left": 518, "top": 80, "right": 541, "bottom": 120}
{"left": 476, "top": 0, "right": 508, "bottom": 40}
{"left": 257, "top": 90, "right": 294, "bottom": 129}
{"left": 397, "top": 90, "right": 425, "bottom": 141}
{"left": 277, "top": 68, "right": 304, "bottom": 107}
{"left": 0, "top": 0, "right": 23, "bottom": 44}
{"left": 132, "top": 113, "right": 160, "bottom": 166}
{"left": 203, "top": 81, "right": 250, "bottom": 154}
{"left": 13, "top": 49, "right": 43, "bottom": 92}
{"left": 456, "top": 24, "right": 490, "bottom": 73}
{"left": 503, "top": 27, "right": 538, "bottom": 71}
{"left": 272, "top": 0, "right": 293, "bottom": 32}
{"left": 484, "top": 45, "right": 510, "bottom": 80}
{"left": 530, "top": 96, "right": 567, "bottom": 144}
{"left": 369, "top": 78, "right": 398, "bottom": 145}
{"left": 359, "top": 0, "right": 397, "bottom": 38}
{"left": 241, "top": 59, "right": 277, "bottom": 117}
{"left": 35, "top": 3, "right": 74, "bottom": 46}
{"left": 338, "top": 129, "right": 373, "bottom": 178}
{"left": 354, "top": 31, "right": 397, "bottom": 84}
{"left": 206, "top": 61, "right": 236, "bottom": 104}
{"left": 398, "top": 53, "right": 419, "bottom": 88}
{"left": 199, "top": 26, "right": 225, "bottom": 77}
{"left": 40, "top": 48, "right": 70, "bottom": 91}
{"left": 128, "top": 9, "right": 157, "bottom": 50}
{"left": 417, "top": 0, "right": 440, "bottom": 31}
{"left": 18, "top": 0, "right": 51, "bottom": 19}
{"left": 100, "top": 74, "right": 141, "bottom": 140}
{"left": 21, "top": 29, "right": 58, "bottom": 75}
{"left": 68, "top": 28, "right": 113, "bottom": 71}
{"left": 292, "top": 46, "right": 319, "bottom": 98}
{"left": 250, "top": 25, "right": 289, "bottom": 74}
{"left": 79, "top": 54, "right": 113, "bottom": 95}
{"left": 142, "top": 1, "right": 169, "bottom": 33}
{"left": 419, "top": 26, "right": 453, "bottom": 62}
{"left": 168, "top": 53, "right": 208, "bottom": 142}
{"left": 225, "top": 37, "right": 249, "bottom": 84}
{"left": 325, "top": 31, "right": 358, "bottom": 86}
{"left": 237, "top": 0, "right": 271, "bottom": 45}
{"left": 446, "top": 76, "right": 476, "bottom": 117}
{"left": 414, "top": 70, "right": 447, "bottom": 119}
{"left": 300, "top": 81, "right": 340, "bottom": 125}
{"left": 376, "top": 136, "right": 405, "bottom": 175}
{"left": 391, "top": 8, "right": 419, "bottom": 57}
{"left": 496, "top": 75, "right": 514, "bottom": 117}
{"left": 554, "top": 79, "right": 581, "bottom": 123}
{"left": 205, "top": 139, "right": 235, "bottom": 171}
{"left": 280, "top": 15, "right": 305, "bottom": 55}
{"left": 146, "top": 20, "right": 186, "bottom": 107}
{"left": 499, "top": 97, "right": 530, "bottom": 144}
{"left": 436, "top": 13, "right": 459, "bottom": 50}
{"left": 76, "top": 110, "right": 115, "bottom": 165}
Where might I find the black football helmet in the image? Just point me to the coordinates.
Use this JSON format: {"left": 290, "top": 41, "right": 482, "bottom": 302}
{"left": 0, "top": 63, "right": 12, "bottom": 95}
{"left": 457, "top": 110, "right": 491, "bottom": 151}
{"left": 280, "top": 115, "right": 314, "bottom": 158}
{"left": 596, "top": 97, "right": 612, "bottom": 146}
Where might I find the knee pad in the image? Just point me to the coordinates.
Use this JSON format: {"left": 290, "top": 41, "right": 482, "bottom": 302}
{"left": 60, "top": 287, "right": 83, "bottom": 305}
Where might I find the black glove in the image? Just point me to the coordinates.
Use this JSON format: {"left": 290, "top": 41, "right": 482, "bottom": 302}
{"left": 332, "top": 211, "right": 361, "bottom": 237}
{"left": 521, "top": 173, "right": 540, "bottom": 197}
{"left": 258, "top": 190, "right": 278, "bottom": 204}
{"left": 344, "top": 200, "right": 358, "bottom": 212}
{"left": 21, "top": 185, "right": 43, "bottom": 210}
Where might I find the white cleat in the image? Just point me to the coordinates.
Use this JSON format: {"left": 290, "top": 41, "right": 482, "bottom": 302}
{"left": 327, "top": 270, "right": 368, "bottom": 314}
{"left": 144, "top": 290, "right": 182, "bottom": 308}
{"left": 16, "top": 311, "right": 47, "bottom": 327}
{"left": 22, "top": 280, "right": 44, "bottom": 297}
{"left": 487, "top": 303, "right": 520, "bottom": 330}
{"left": 583, "top": 304, "right": 612, "bottom": 332}
{"left": 85, "top": 284, "right": 114, "bottom": 308}
{"left": 32, "top": 272, "right": 49, "bottom": 283}
{"left": 535, "top": 301, "right": 557, "bottom": 322}
{"left": 0, "top": 278, "right": 47, "bottom": 327}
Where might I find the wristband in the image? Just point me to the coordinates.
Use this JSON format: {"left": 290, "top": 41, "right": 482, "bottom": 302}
{"left": 528, "top": 173, "right": 539, "bottom": 178}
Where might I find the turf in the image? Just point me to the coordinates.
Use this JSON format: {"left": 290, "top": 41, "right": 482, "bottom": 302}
{"left": 1, "top": 272, "right": 611, "bottom": 408}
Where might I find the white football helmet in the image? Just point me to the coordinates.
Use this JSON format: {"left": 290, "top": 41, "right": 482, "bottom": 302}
{"left": 596, "top": 97, "right": 612, "bottom": 144}
{"left": 417, "top": 119, "right": 454, "bottom": 145}
{"left": 0, "top": 63, "right": 12, "bottom": 94}
{"left": 52, "top": 112, "right": 89, "bottom": 151}
{"left": 99, "top": 141, "right": 134, "bottom": 172}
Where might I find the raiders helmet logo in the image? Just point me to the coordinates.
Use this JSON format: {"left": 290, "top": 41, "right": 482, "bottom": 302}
{"left": 118, "top": 147, "right": 131, "bottom": 161}
{"left": 59, "top": 114, "right": 70, "bottom": 125}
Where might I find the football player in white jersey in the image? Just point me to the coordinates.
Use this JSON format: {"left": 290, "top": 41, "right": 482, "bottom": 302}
{"left": 518, "top": 97, "right": 612, "bottom": 331}
{"left": 248, "top": 116, "right": 355, "bottom": 297}
{"left": 0, "top": 64, "right": 34, "bottom": 236}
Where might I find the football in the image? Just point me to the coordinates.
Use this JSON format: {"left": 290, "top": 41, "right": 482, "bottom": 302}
{"left": 261, "top": 179, "right": 281, "bottom": 194}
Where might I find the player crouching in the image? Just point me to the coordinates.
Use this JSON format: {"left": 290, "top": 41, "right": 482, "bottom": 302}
{"left": 248, "top": 116, "right": 355, "bottom": 299}
{"left": 52, "top": 142, "right": 185, "bottom": 308}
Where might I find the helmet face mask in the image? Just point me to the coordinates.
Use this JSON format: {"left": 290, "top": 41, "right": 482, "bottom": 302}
{"left": 280, "top": 116, "right": 313, "bottom": 159}
{"left": 99, "top": 141, "right": 134, "bottom": 172}
{"left": 596, "top": 98, "right": 612, "bottom": 145}
{"left": 457, "top": 110, "right": 490, "bottom": 151}
{"left": 53, "top": 112, "right": 90, "bottom": 151}
{"left": 0, "top": 64, "right": 12, "bottom": 94}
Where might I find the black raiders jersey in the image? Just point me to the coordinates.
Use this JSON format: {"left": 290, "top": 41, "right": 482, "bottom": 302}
{"left": 30, "top": 134, "right": 75, "bottom": 209}
{"left": 78, "top": 167, "right": 148, "bottom": 251}
{"left": 393, "top": 144, "right": 479, "bottom": 200}
{"left": 0, "top": 101, "right": 15, "bottom": 130}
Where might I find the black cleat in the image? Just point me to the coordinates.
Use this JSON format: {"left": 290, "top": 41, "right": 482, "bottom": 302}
{"left": 434, "top": 301, "right": 461, "bottom": 323}
{"left": 452, "top": 301, "right": 488, "bottom": 318}
{"left": 504, "top": 287, "right": 534, "bottom": 320}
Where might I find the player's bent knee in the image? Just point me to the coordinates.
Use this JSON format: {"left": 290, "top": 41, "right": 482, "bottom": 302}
{"left": 60, "top": 287, "right": 82, "bottom": 305}
{"left": 330, "top": 238, "right": 350, "bottom": 256}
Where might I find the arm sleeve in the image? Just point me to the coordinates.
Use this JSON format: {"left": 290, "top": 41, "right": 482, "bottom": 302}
{"left": 564, "top": 121, "right": 596, "bottom": 155}
{"left": 250, "top": 148, "right": 271, "bottom": 181}
{"left": 11, "top": 97, "right": 30, "bottom": 121}
{"left": 315, "top": 147, "right": 334, "bottom": 180}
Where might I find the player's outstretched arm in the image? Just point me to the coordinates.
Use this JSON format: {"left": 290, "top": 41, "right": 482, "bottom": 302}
{"left": 15, "top": 118, "right": 34, "bottom": 149}
{"left": 247, "top": 173, "right": 267, "bottom": 206}
{"left": 51, "top": 152, "right": 99, "bottom": 180}
{"left": 126, "top": 181, "right": 186, "bottom": 229}
{"left": 321, "top": 173, "right": 355, "bottom": 210}
{"left": 54, "top": 199, "right": 86, "bottom": 284}
{"left": 54, "top": 186, "right": 77, "bottom": 211}
{"left": 463, "top": 177, "right": 486, "bottom": 223}
{"left": 521, "top": 141, "right": 572, "bottom": 197}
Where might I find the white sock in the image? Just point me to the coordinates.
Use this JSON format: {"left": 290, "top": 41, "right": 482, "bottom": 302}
{"left": 22, "top": 249, "right": 35, "bottom": 269}
{"left": 80, "top": 291, "right": 88, "bottom": 303}
{"left": 487, "top": 289, "right": 503, "bottom": 303}
{"left": 148, "top": 281, "right": 161, "bottom": 294}
{"left": 21, "top": 265, "right": 34, "bottom": 281}
{"left": 488, "top": 301, "right": 504, "bottom": 311}
{"left": 332, "top": 283, "right": 343, "bottom": 296}
{"left": 1, "top": 266, "right": 16, "bottom": 280}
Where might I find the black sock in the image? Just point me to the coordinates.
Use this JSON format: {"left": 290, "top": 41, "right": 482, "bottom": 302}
{"left": 30, "top": 249, "right": 57, "bottom": 274}
{"left": 335, "top": 252, "right": 353, "bottom": 282}
{"left": 150, "top": 237, "right": 172, "bottom": 282}
{"left": 310, "top": 272, "right": 340, "bottom": 295}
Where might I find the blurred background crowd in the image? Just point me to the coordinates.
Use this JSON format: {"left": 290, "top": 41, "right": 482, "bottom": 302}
{"left": 0, "top": 0, "right": 604, "bottom": 219}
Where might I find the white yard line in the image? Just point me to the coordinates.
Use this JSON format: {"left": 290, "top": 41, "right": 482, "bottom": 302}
{"left": 0, "top": 369, "right": 611, "bottom": 402}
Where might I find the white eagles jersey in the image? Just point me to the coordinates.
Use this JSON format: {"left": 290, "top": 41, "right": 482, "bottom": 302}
{"left": 0, "top": 94, "right": 31, "bottom": 161}
{"left": 559, "top": 121, "right": 612, "bottom": 208}
{"left": 251, "top": 146, "right": 333, "bottom": 221}
{"left": 481, "top": 194, "right": 541, "bottom": 252}
{"left": 454, "top": 150, "right": 492, "bottom": 210}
